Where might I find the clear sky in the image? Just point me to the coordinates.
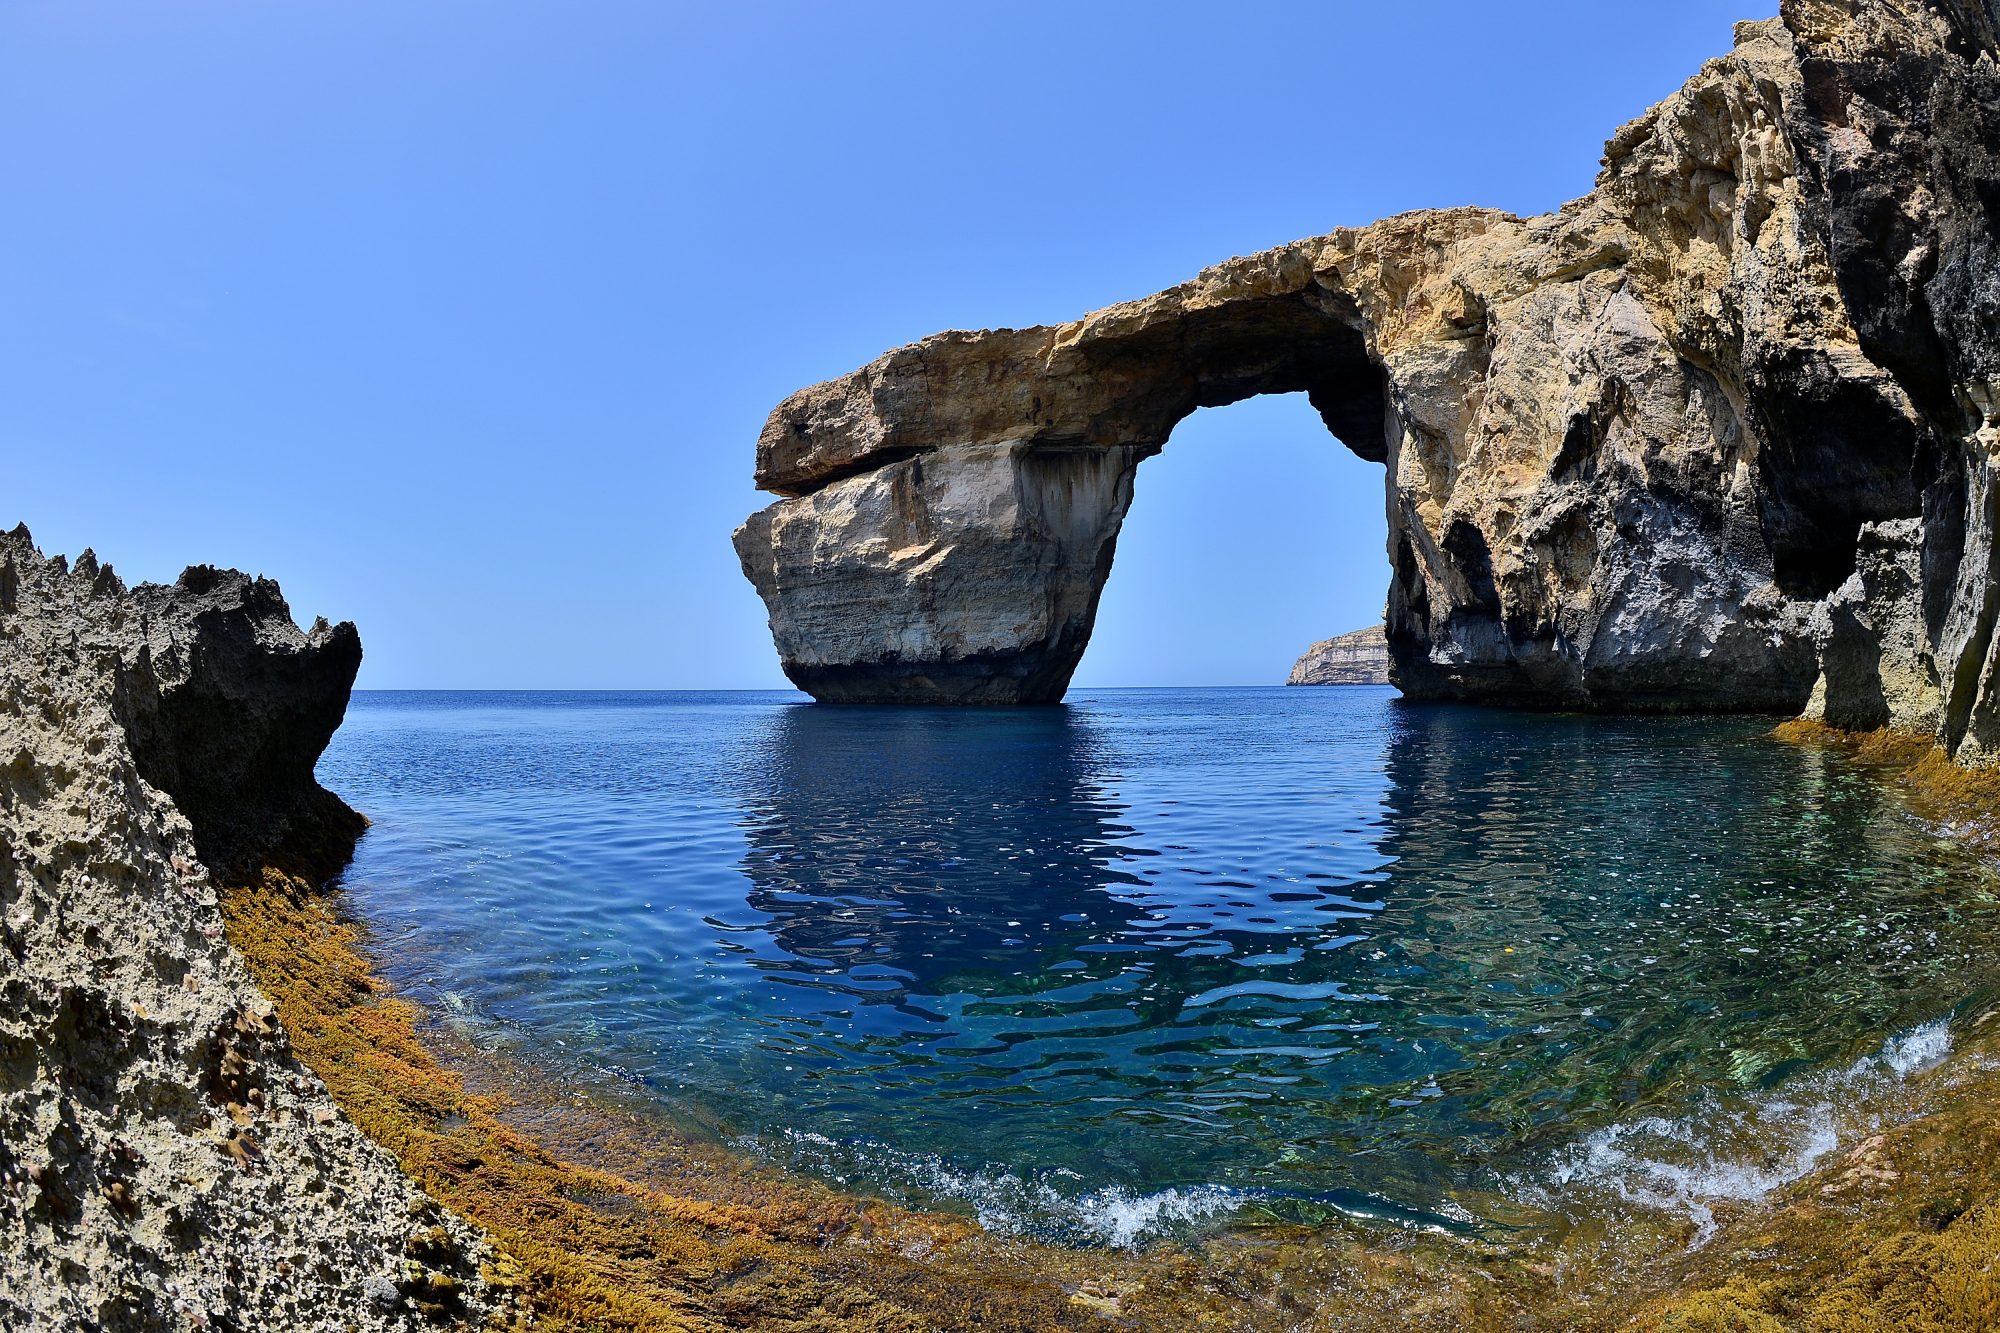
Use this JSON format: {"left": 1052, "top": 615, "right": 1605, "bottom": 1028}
{"left": 2, "top": 1, "right": 1773, "bottom": 689}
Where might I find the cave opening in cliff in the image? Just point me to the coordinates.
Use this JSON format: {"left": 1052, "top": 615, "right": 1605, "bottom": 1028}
{"left": 1071, "top": 390, "right": 1390, "bottom": 688}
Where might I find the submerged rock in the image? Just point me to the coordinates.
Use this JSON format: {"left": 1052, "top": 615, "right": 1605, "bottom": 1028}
{"left": 1288, "top": 626, "right": 1391, "bottom": 686}
{"left": 0, "top": 526, "right": 500, "bottom": 1331}
{"left": 737, "top": 0, "right": 2000, "bottom": 743}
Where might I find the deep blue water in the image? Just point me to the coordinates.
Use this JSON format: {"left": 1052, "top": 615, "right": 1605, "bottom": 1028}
{"left": 319, "top": 688, "right": 2000, "bottom": 1242}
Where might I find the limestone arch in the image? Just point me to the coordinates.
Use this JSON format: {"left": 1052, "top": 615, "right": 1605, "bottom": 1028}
{"left": 739, "top": 9, "right": 1961, "bottom": 720}
{"left": 735, "top": 276, "right": 1406, "bottom": 704}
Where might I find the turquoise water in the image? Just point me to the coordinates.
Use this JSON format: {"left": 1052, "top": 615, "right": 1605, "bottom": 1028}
{"left": 319, "top": 688, "right": 2000, "bottom": 1242}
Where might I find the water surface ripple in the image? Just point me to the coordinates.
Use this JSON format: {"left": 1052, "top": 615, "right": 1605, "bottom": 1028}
{"left": 320, "top": 688, "right": 2000, "bottom": 1241}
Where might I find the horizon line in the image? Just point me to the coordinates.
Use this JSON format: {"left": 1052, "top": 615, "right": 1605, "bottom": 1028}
{"left": 347, "top": 683, "right": 1392, "bottom": 694}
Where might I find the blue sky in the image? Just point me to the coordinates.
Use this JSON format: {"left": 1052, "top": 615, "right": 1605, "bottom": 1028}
{"left": 2, "top": 1, "right": 1772, "bottom": 688}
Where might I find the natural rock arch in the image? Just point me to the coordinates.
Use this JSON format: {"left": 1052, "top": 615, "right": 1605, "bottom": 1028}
{"left": 736, "top": 265, "right": 1396, "bottom": 704}
{"left": 732, "top": 192, "right": 1875, "bottom": 711}
{"left": 737, "top": 6, "right": 2000, "bottom": 742}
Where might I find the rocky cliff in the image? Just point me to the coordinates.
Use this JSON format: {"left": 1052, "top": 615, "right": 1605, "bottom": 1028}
{"left": 736, "top": 0, "right": 2000, "bottom": 750}
{"left": 0, "top": 527, "right": 500, "bottom": 1332}
{"left": 1288, "top": 626, "right": 1391, "bottom": 686}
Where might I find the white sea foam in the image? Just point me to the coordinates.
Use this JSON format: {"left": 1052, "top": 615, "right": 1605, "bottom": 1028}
{"left": 752, "top": 1019, "right": 1962, "bottom": 1249}
{"left": 1881, "top": 1016, "right": 1953, "bottom": 1076}
{"left": 752, "top": 1129, "right": 1245, "bottom": 1247}
{"left": 1522, "top": 1017, "right": 1954, "bottom": 1245}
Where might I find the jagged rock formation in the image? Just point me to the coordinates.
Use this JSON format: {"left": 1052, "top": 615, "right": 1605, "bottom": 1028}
{"left": 1288, "top": 626, "right": 1392, "bottom": 686}
{"left": 737, "top": 0, "right": 2000, "bottom": 746}
{"left": 0, "top": 526, "right": 500, "bottom": 1331}
{"left": 115, "top": 564, "right": 366, "bottom": 880}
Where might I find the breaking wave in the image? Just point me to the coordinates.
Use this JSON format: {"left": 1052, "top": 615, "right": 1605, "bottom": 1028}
{"left": 752, "top": 1130, "right": 1246, "bottom": 1246}
{"left": 748, "top": 1019, "right": 1967, "bottom": 1249}
{"left": 746, "top": 1127, "right": 1487, "bottom": 1247}
{"left": 1518, "top": 1017, "right": 1956, "bottom": 1244}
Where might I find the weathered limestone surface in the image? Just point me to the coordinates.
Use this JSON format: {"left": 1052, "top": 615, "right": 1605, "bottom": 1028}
{"left": 736, "top": 442, "right": 1147, "bottom": 703}
{"left": 1801, "top": 519, "right": 1944, "bottom": 733}
{"left": 0, "top": 526, "right": 500, "bottom": 1331}
{"left": 737, "top": 0, "right": 2000, "bottom": 743}
{"left": 1288, "top": 626, "right": 1392, "bottom": 686}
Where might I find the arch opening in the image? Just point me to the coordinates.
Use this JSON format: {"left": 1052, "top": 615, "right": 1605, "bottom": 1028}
{"left": 1073, "top": 392, "right": 1391, "bottom": 689}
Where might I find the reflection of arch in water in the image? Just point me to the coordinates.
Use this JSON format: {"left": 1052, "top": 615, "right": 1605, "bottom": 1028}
{"left": 724, "top": 696, "right": 1413, "bottom": 1056}
{"left": 731, "top": 704, "right": 1151, "bottom": 1007}
{"left": 722, "top": 693, "right": 1480, "bottom": 1210}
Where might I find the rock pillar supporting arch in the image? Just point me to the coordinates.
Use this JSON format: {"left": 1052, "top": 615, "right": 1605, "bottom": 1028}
{"left": 735, "top": 441, "right": 1153, "bottom": 704}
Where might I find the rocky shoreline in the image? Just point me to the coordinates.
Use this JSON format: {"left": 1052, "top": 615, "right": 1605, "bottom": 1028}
{"left": 0, "top": 526, "right": 508, "bottom": 1332}
{"left": 9, "top": 518, "right": 2000, "bottom": 1330}
{"left": 9, "top": 0, "right": 2000, "bottom": 1328}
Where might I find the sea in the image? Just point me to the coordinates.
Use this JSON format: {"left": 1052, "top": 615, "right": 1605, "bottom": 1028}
{"left": 317, "top": 687, "right": 2000, "bottom": 1246}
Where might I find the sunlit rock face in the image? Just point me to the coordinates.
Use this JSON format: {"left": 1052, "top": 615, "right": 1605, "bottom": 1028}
{"left": 0, "top": 526, "right": 502, "bottom": 1331}
{"left": 736, "top": 0, "right": 1999, "bottom": 737}
{"left": 735, "top": 442, "right": 1149, "bottom": 704}
{"left": 1288, "top": 627, "right": 1392, "bottom": 687}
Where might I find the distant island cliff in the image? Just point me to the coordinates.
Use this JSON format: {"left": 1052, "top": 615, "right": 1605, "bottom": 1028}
{"left": 1287, "top": 626, "right": 1390, "bottom": 686}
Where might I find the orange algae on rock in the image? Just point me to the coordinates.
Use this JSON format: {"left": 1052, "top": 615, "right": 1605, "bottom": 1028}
{"left": 219, "top": 865, "right": 1158, "bottom": 1332}
{"left": 1772, "top": 718, "right": 2000, "bottom": 855}
{"left": 221, "top": 724, "right": 2000, "bottom": 1332}
{"left": 1655, "top": 1186, "right": 2000, "bottom": 1331}
{"left": 1638, "top": 723, "right": 2000, "bottom": 1331}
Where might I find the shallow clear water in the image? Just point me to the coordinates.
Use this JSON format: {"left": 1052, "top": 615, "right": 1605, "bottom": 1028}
{"left": 320, "top": 688, "right": 2000, "bottom": 1242}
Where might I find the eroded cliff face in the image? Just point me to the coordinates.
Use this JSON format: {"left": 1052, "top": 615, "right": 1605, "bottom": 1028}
{"left": 737, "top": 0, "right": 2000, "bottom": 742}
{"left": 0, "top": 527, "right": 500, "bottom": 1331}
{"left": 1288, "top": 626, "right": 1392, "bottom": 686}
{"left": 114, "top": 563, "right": 365, "bottom": 879}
